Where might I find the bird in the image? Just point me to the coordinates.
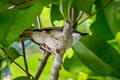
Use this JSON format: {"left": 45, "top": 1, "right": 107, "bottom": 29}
{"left": 19, "top": 27, "right": 88, "bottom": 55}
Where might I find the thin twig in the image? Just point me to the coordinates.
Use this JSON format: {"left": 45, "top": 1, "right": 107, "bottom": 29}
{"left": 75, "top": 11, "right": 84, "bottom": 22}
{"left": 36, "top": 16, "right": 42, "bottom": 29}
{"left": 71, "top": 8, "right": 75, "bottom": 24}
{"left": 0, "top": 47, "right": 34, "bottom": 79}
{"left": 71, "top": 8, "right": 75, "bottom": 27}
{"left": 34, "top": 51, "right": 51, "bottom": 80}
{"left": 21, "top": 40, "right": 30, "bottom": 78}
{"left": 78, "top": 0, "right": 113, "bottom": 25}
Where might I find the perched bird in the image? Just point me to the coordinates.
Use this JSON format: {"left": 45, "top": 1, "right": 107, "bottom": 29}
{"left": 20, "top": 27, "right": 88, "bottom": 55}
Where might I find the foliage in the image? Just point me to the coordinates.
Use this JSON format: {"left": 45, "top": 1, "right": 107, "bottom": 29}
{"left": 73, "top": 35, "right": 120, "bottom": 78}
{"left": 0, "top": 0, "right": 120, "bottom": 80}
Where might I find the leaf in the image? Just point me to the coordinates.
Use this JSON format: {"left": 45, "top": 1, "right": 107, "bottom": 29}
{"left": 90, "top": 0, "right": 114, "bottom": 40}
{"left": 101, "top": 0, "right": 120, "bottom": 36}
{"left": 63, "top": 52, "right": 93, "bottom": 74}
{"left": 108, "top": 39, "right": 120, "bottom": 54}
{"left": 73, "top": 0, "right": 95, "bottom": 14}
{"left": 37, "top": 0, "right": 59, "bottom": 7}
{"left": 73, "top": 35, "right": 120, "bottom": 79}
{"left": 15, "top": 1, "right": 34, "bottom": 9}
{"left": 50, "top": 5, "right": 63, "bottom": 26}
{"left": 101, "top": 0, "right": 120, "bottom": 35}
{"left": 0, "top": 0, "right": 32, "bottom": 13}
{"left": 13, "top": 76, "right": 32, "bottom": 80}
{"left": 0, "top": 2, "right": 43, "bottom": 47}
{"left": 116, "top": 32, "right": 120, "bottom": 53}
{"left": 0, "top": 51, "right": 4, "bottom": 61}
{"left": 0, "top": 0, "right": 12, "bottom": 13}
{"left": 2, "top": 61, "right": 12, "bottom": 76}
{"left": 59, "top": 0, "right": 72, "bottom": 21}
{"left": 114, "top": 2, "right": 120, "bottom": 20}
{"left": 10, "top": 0, "right": 25, "bottom": 5}
{"left": 7, "top": 47, "right": 20, "bottom": 60}
{"left": 59, "top": 0, "right": 95, "bottom": 21}
{"left": 11, "top": 54, "right": 76, "bottom": 80}
{"left": 76, "top": 18, "right": 89, "bottom": 33}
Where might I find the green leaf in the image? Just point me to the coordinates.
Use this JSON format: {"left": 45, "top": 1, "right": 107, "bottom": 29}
{"left": 114, "top": 2, "right": 120, "bottom": 20}
{"left": 1, "top": 61, "right": 7, "bottom": 70}
{"left": 59, "top": 0, "right": 95, "bottom": 21}
{"left": 0, "top": 0, "right": 12, "bottom": 13}
{"left": 50, "top": 5, "right": 63, "bottom": 26}
{"left": 116, "top": 32, "right": 120, "bottom": 53}
{"left": 90, "top": 0, "right": 115, "bottom": 40}
{"left": 10, "top": 0, "right": 25, "bottom": 5}
{"left": 102, "top": 0, "right": 120, "bottom": 35}
{"left": 7, "top": 47, "right": 20, "bottom": 60}
{"left": 0, "top": 51, "right": 4, "bottom": 61}
{"left": 11, "top": 54, "right": 76, "bottom": 80}
{"left": 15, "top": 1, "right": 34, "bottom": 9}
{"left": 73, "top": 35, "right": 120, "bottom": 79}
{"left": 37, "top": 0, "right": 59, "bottom": 7}
{"left": 108, "top": 39, "right": 120, "bottom": 54}
{"left": 0, "top": 0, "right": 32, "bottom": 13}
{"left": 73, "top": 0, "right": 95, "bottom": 14}
{"left": 76, "top": 17, "right": 89, "bottom": 33}
{"left": 59, "top": 0, "right": 72, "bottom": 22}
{"left": 13, "top": 76, "right": 32, "bottom": 80}
{"left": 0, "top": 3, "right": 43, "bottom": 47}
{"left": 63, "top": 52, "right": 93, "bottom": 74}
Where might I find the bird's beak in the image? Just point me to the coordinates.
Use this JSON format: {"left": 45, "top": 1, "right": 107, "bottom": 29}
{"left": 81, "top": 33, "right": 89, "bottom": 36}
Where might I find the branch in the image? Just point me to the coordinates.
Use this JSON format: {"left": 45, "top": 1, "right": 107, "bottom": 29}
{"left": 0, "top": 47, "right": 34, "bottom": 79}
{"left": 71, "top": 8, "right": 76, "bottom": 27}
{"left": 78, "top": 0, "right": 113, "bottom": 25}
{"left": 71, "top": 8, "right": 75, "bottom": 24}
{"left": 34, "top": 51, "right": 51, "bottom": 80}
{"left": 75, "top": 11, "right": 84, "bottom": 23}
{"left": 21, "top": 40, "right": 30, "bottom": 78}
{"left": 50, "top": 20, "right": 72, "bottom": 80}
{"left": 50, "top": 54, "right": 62, "bottom": 80}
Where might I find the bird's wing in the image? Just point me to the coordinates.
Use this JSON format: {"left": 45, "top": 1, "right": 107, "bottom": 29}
{"left": 29, "top": 27, "right": 63, "bottom": 32}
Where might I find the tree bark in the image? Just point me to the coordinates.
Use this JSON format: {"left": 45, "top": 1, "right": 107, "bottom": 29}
{"left": 50, "top": 20, "right": 72, "bottom": 80}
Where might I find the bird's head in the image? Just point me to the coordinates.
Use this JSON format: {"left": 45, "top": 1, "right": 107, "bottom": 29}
{"left": 72, "top": 29, "right": 88, "bottom": 45}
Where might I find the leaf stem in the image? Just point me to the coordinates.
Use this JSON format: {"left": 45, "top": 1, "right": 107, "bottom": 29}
{"left": 75, "top": 11, "right": 84, "bottom": 23}
{"left": 36, "top": 16, "right": 42, "bottom": 29}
